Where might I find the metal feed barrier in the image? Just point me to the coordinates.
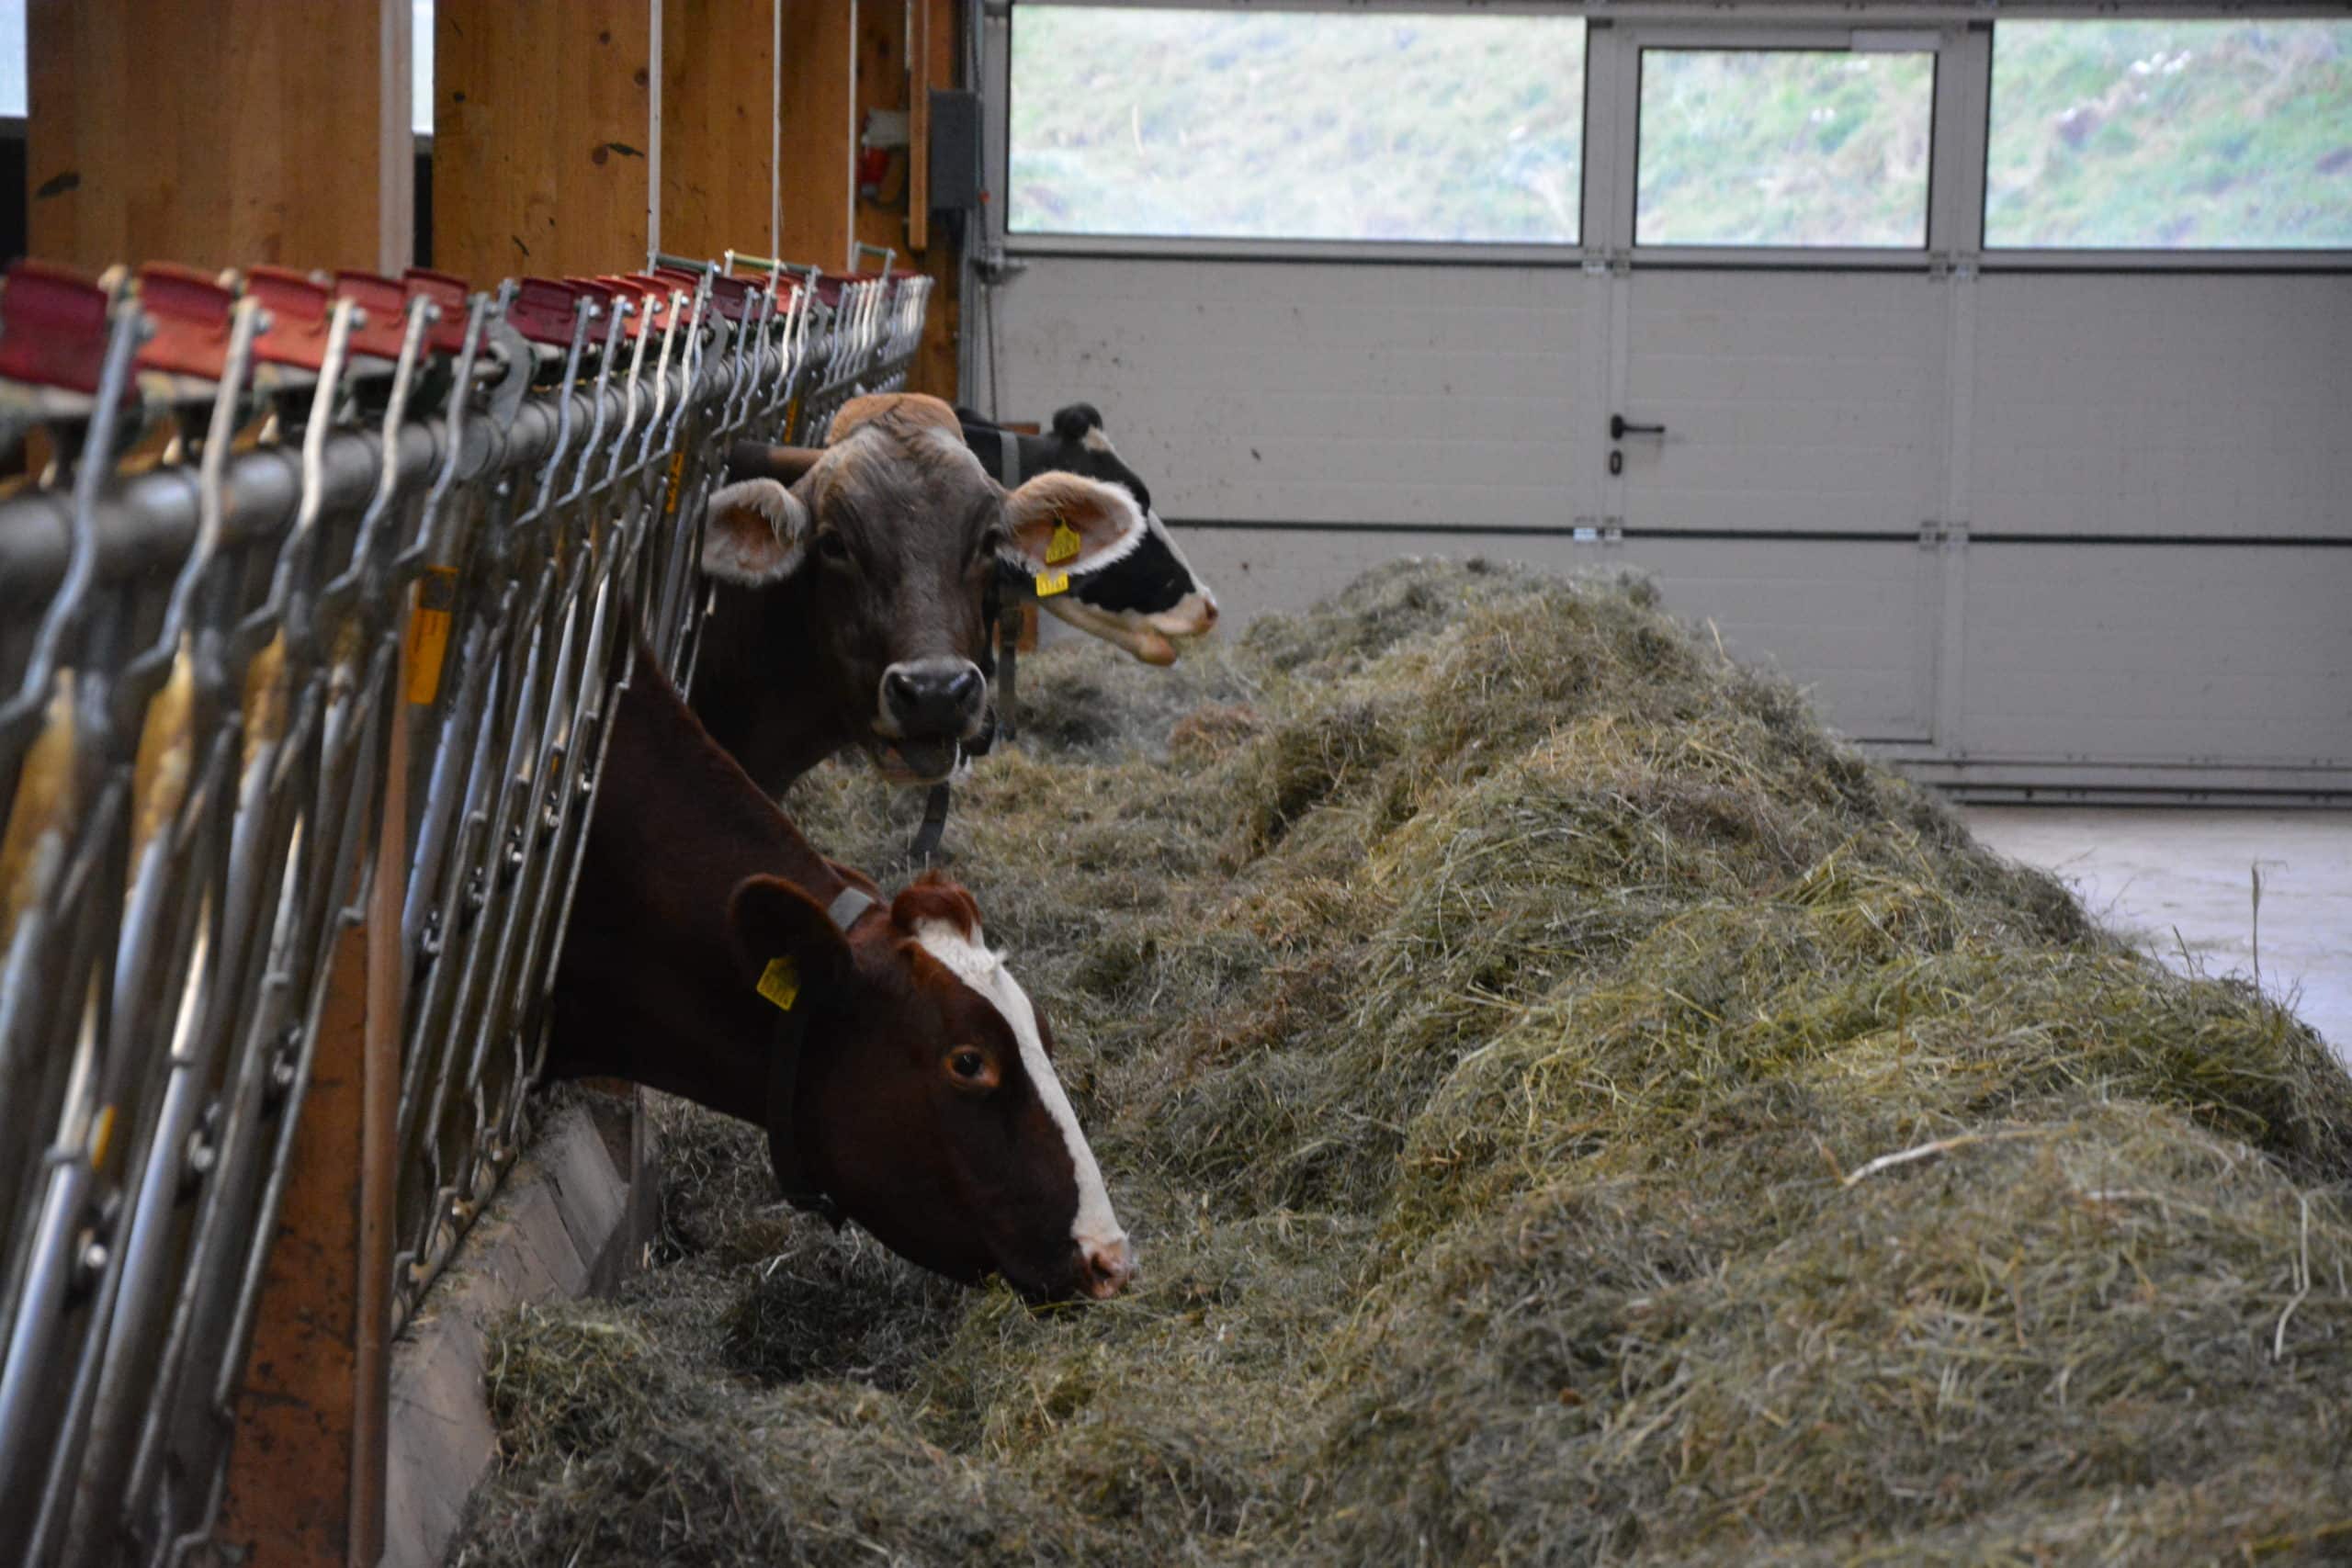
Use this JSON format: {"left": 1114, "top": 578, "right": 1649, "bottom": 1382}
{"left": 0, "top": 252, "right": 930, "bottom": 1566}
{"left": 680, "top": 247, "right": 934, "bottom": 445}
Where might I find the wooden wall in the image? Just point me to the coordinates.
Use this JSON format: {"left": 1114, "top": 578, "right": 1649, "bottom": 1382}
{"left": 433, "top": 0, "right": 652, "bottom": 288}
{"left": 659, "top": 0, "right": 779, "bottom": 265}
{"left": 773, "top": 0, "right": 858, "bottom": 272}
{"left": 27, "top": 0, "right": 413, "bottom": 275}
{"left": 22, "top": 0, "right": 960, "bottom": 388}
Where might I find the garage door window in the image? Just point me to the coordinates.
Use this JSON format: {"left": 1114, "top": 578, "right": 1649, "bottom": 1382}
{"left": 1985, "top": 19, "right": 2352, "bottom": 250}
{"left": 1634, "top": 49, "right": 1935, "bottom": 248}
{"left": 1007, "top": 6, "right": 1586, "bottom": 245}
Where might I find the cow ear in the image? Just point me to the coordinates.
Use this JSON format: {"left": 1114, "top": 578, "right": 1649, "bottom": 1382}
{"left": 728, "top": 874, "right": 854, "bottom": 1004}
{"left": 703, "top": 478, "right": 812, "bottom": 585}
{"left": 1000, "top": 472, "right": 1145, "bottom": 576}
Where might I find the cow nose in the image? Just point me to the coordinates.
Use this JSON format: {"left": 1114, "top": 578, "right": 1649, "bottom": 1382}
{"left": 1080, "top": 1235, "right": 1136, "bottom": 1300}
{"left": 879, "top": 658, "right": 987, "bottom": 736}
{"left": 1197, "top": 600, "right": 1219, "bottom": 629}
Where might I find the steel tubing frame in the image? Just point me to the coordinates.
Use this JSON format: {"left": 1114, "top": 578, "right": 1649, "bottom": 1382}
{"left": 0, "top": 243, "right": 911, "bottom": 1567}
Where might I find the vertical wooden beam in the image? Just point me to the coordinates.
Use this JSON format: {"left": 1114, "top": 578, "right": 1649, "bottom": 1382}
{"left": 27, "top": 0, "right": 414, "bottom": 275}
{"left": 433, "top": 0, "right": 652, "bottom": 288}
{"left": 660, "top": 0, "right": 780, "bottom": 264}
{"left": 909, "top": 0, "right": 961, "bottom": 400}
{"left": 852, "top": 0, "right": 907, "bottom": 263}
{"left": 212, "top": 920, "right": 374, "bottom": 1567}
{"left": 908, "top": 0, "right": 932, "bottom": 254}
{"left": 777, "top": 0, "right": 855, "bottom": 272}
{"left": 351, "top": 654, "right": 413, "bottom": 1566}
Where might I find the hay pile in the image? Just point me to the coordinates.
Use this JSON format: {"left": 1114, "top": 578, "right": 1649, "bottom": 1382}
{"left": 454, "top": 559, "right": 2352, "bottom": 1566}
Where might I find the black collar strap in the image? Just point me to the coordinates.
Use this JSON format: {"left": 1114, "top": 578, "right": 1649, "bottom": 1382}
{"left": 764, "top": 883, "right": 876, "bottom": 1226}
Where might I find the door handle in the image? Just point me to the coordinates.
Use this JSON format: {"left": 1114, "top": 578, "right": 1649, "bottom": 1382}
{"left": 1610, "top": 414, "right": 1666, "bottom": 441}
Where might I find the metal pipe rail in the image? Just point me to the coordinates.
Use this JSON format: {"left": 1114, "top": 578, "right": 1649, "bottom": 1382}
{"left": 780, "top": 271, "right": 934, "bottom": 444}
{"left": 0, "top": 241, "right": 917, "bottom": 1567}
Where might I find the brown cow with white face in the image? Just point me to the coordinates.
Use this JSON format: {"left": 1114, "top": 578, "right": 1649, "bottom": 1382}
{"left": 691, "top": 392, "right": 1148, "bottom": 792}
{"left": 549, "top": 641, "right": 1134, "bottom": 1300}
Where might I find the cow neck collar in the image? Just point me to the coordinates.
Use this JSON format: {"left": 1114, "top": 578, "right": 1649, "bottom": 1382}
{"left": 986, "top": 423, "right": 1023, "bottom": 490}
{"left": 764, "top": 884, "right": 878, "bottom": 1225}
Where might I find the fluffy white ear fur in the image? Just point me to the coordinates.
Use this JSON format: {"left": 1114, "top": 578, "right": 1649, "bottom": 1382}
{"left": 999, "top": 472, "right": 1148, "bottom": 575}
{"left": 701, "top": 478, "right": 813, "bottom": 585}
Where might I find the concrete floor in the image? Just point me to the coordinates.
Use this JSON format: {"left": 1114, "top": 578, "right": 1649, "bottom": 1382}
{"left": 1962, "top": 808, "right": 2352, "bottom": 1066}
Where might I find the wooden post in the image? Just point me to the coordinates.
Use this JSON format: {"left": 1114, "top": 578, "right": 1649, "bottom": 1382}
{"left": 27, "top": 0, "right": 414, "bottom": 275}
{"left": 908, "top": 0, "right": 960, "bottom": 399}
{"left": 215, "top": 640, "right": 413, "bottom": 1567}
{"left": 852, "top": 0, "right": 906, "bottom": 265}
{"left": 777, "top": 0, "right": 856, "bottom": 272}
{"left": 433, "top": 0, "right": 653, "bottom": 287}
{"left": 908, "top": 0, "right": 932, "bottom": 254}
{"left": 658, "top": 0, "right": 782, "bottom": 264}
{"left": 211, "top": 919, "right": 376, "bottom": 1566}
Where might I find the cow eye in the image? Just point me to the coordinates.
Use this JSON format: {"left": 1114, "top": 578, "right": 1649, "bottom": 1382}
{"left": 814, "top": 530, "right": 852, "bottom": 568}
{"left": 941, "top": 1053, "right": 997, "bottom": 1090}
{"left": 944, "top": 1046, "right": 999, "bottom": 1093}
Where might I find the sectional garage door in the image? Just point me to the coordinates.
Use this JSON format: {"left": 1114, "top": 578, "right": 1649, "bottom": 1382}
{"left": 978, "top": 6, "right": 2352, "bottom": 801}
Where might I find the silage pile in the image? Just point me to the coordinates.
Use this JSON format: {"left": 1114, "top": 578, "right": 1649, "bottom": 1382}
{"left": 455, "top": 560, "right": 2352, "bottom": 1566}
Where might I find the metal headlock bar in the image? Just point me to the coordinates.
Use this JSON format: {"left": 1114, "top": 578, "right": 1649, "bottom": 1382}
{"left": 0, "top": 250, "right": 931, "bottom": 1567}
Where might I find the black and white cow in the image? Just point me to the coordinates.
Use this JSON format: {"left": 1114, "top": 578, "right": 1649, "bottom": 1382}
{"left": 956, "top": 403, "right": 1217, "bottom": 666}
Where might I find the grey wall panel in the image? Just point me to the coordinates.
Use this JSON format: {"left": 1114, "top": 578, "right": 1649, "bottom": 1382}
{"left": 985, "top": 258, "right": 1598, "bottom": 527}
{"left": 985, "top": 255, "right": 2352, "bottom": 795}
{"left": 1618, "top": 272, "right": 1951, "bottom": 536}
{"left": 1969, "top": 276, "right": 2352, "bottom": 541}
{"left": 1612, "top": 536, "right": 1939, "bottom": 740}
{"left": 1147, "top": 528, "right": 1937, "bottom": 741}
{"left": 1959, "top": 545, "right": 2352, "bottom": 765}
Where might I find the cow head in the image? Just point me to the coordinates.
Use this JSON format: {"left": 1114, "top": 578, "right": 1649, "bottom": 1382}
{"left": 729, "top": 869, "right": 1134, "bottom": 1301}
{"left": 701, "top": 393, "right": 1148, "bottom": 784}
{"left": 1033, "top": 404, "right": 1220, "bottom": 666}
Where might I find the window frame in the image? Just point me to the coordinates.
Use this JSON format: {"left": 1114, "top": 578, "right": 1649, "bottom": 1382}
{"left": 1601, "top": 21, "right": 1964, "bottom": 271}
{"left": 1626, "top": 35, "right": 1944, "bottom": 257}
{"left": 1975, "top": 12, "right": 2352, "bottom": 268}
{"left": 983, "top": 2, "right": 2352, "bottom": 275}
{"left": 994, "top": 0, "right": 1596, "bottom": 263}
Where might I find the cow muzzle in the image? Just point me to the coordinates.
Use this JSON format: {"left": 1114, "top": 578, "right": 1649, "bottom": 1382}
{"left": 873, "top": 658, "right": 987, "bottom": 783}
{"left": 1080, "top": 1234, "right": 1136, "bottom": 1300}
{"left": 878, "top": 658, "right": 987, "bottom": 739}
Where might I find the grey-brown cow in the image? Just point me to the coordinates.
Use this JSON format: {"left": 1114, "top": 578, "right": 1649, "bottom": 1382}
{"left": 690, "top": 393, "right": 1147, "bottom": 792}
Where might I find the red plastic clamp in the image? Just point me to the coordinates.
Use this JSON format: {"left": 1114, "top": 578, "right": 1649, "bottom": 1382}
{"left": 506, "top": 277, "right": 598, "bottom": 348}
{"left": 402, "top": 267, "right": 473, "bottom": 354}
{"left": 593, "top": 276, "right": 666, "bottom": 338}
{"left": 333, "top": 271, "right": 418, "bottom": 361}
{"left": 243, "top": 265, "right": 335, "bottom": 371}
{"left": 0, "top": 260, "right": 117, "bottom": 394}
{"left": 134, "top": 263, "right": 239, "bottom": 380}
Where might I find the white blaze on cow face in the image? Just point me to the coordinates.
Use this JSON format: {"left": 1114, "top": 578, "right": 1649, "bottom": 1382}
{"left": 910, "top": 919, "right": 1129, "bottom": 1281}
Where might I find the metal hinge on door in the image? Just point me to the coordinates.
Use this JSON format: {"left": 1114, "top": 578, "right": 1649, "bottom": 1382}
{"left": 1919, "top": 519, "right": 1970, "bottom": 547}
{"left": 1581, "top": 249, "right": 1631, "bottom": 278}
{"left": 1928, "top": 252, "right": 1981, "bottom": 282}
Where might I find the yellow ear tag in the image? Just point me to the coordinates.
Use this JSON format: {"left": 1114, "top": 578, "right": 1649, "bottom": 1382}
{"left": 1044, "top": 520, "right": 1082, "bottom": 565}
{"left": 1035, "top": 570, "right": 1070, "bottom": 598}
{"left": 755, "top": 956, "right": 800, "bottom": 1012}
